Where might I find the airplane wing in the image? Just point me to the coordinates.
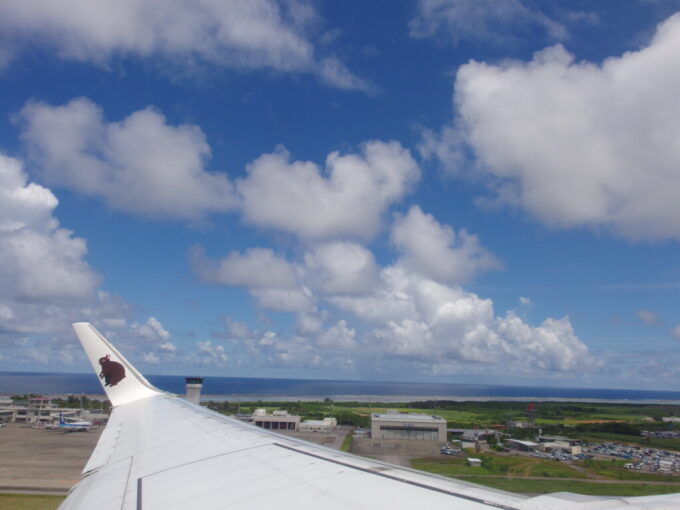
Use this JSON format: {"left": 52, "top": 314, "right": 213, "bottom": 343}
{"left": 60, "top": 323, "right": 680, "bottom": 510}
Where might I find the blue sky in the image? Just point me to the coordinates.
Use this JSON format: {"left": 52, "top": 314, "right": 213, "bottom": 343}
{"left": 1, "top": 0, "right": 680, "bottom": 390}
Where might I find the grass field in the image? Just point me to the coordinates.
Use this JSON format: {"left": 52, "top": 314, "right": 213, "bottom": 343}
{"left": 206, "top": 397, "right": 680, "bottom": 497}
{"left": 411, "top": 452, "right": 680, "bottom": 496}
{"left": 340, "top": 429, "right": 354, "bottom": 452}
{"left": 461, "top": 476, "right": 680, "bottom": 496}
{"left": 412, "top": 453, "right": 586, "bottom": 479}
{"left": 211, "top": 399, "right": 680, "bottom": 437}
{"left": 582, "top": 459, "right": 680, "bottom": 482}
{"left": 0, "top": 495, "right": 64, "bottom": 510}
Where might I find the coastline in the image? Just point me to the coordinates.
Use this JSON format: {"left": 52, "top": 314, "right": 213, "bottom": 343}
{"left": 5, "top": 371, "right": 680, "bottom": 404}
{"left": 199, "top": 394, "right": 680, "bottom": 404}
{"left": 30, "top": 392, "right": 680, "bottom": 405}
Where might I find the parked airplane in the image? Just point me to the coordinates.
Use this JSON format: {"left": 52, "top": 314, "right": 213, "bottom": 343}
{"left": 60, "top": 322, "right": 680, "bottom": 509}
{"left": 57, "top": 413, "right": 92, "bottom": 432}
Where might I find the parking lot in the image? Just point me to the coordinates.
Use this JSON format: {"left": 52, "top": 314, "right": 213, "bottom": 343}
{"left": 585, "top": 442, "right": 680, "bottom": 473}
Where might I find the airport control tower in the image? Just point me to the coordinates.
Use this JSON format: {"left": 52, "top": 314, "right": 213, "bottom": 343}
{"left": 185, "top": 377, "right": 204, "bottom": 405}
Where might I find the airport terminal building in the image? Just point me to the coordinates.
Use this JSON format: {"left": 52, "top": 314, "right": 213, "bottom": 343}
{"left": 371, "top": 412, "right": 447, "bottom": 441}
{"left": 0, "top": 396, "right": 108, "bottom": 425}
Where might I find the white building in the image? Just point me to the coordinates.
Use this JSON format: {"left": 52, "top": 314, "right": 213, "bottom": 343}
{"left": 300, "top": 417, "right": 337, "bottom": 433}
{"left": 543, "top": 442, "right": 582, "bottom": 455}
{"left": 659, "top": 460, "right": 673, "bottom": 473}
{"left": 0, "top": 397, "right": 104, "bottom": 424}
{"left": 247, "top": 409, "right": 300, "bottom": 431}
{"left": 505, "top": 439, "right": 543, "bottom": 452}
{"left": 371, "top": 412, "right": 447, "bottom": 441}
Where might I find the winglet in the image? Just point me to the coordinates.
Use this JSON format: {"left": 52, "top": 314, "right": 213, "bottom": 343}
{"left": 73, "top": 322, "right": 163, "bottom": 407}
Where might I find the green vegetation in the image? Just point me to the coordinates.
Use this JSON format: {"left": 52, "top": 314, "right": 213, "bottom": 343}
{"left": 582, "top": 459, "right": 678, "bottom": 482}
{"left": 341, "top": 430, "right": 354, "bottom": 452}
{"left": 412, "top": 453, "right": 586, "bottom": 479}
{"left": 460, "top": 477, "right": 680, "bottom": 497}
{"left": 49, "top": 395, "right": 111, "bottom": 411}
{"left": 205, "top": 399, "right": 680, "bottom": 447}
{"left": 206, "top": 400, "right": 370, "bottom": 427}
{"left": 12, "top": 393, "right": 110, "bottom": 410}
{"left": 202, "top": 397, "right": 680, "bottom": 496}
{"left": 412, "top": 452, "right": 680, "bottom": 496}
{"left": 578, "top": 432, "right": 680, "bottom": 450}
{"left": 0, "top": 494, "right": 65, "bottom": 510}
{"left": 4, "top": 398, "right": 680, "bottom": 501}
{"left": 486, "top": 433, "right": 503, "bottom": 451}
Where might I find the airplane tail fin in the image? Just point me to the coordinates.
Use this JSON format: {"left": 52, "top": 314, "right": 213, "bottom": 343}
{"left": 72, "top": 323, "right": 163, "bottom": 407}
{"left": 59, "top": 412, "right": 64, "bottom": 425}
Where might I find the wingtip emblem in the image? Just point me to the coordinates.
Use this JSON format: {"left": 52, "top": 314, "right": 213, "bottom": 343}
{"left": 98, "top": 354, "right": 126, "bottom": 387}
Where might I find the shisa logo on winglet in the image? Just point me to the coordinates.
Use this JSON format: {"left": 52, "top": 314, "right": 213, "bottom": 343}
{"left": 98, "top": 354, "right": 126, "bottom": 387}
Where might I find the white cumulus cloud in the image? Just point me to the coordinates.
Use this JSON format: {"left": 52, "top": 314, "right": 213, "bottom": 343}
{"left": 237, "top": 141, "right": 420, "bottom": 240}
{"left": 194, "top": 340, "right": 228, "bottom": 366}
{"left": 0, "top": 153, "right": 58, "bottom": 233}
{"left": 317, "top": 56, "right": 375, "bottom": 93}
{"left": 390, "top": 205, "right": 501, "bottom": 284}
{"left": 221, "top": 322, "right": 355, "bottom": 370}
{"left": 159, "top": 342, "right": 177, "bottom": 353}
{"left": 317, "top": 320, "right": 356, "bottom": 350}
{"left": 335, "top": 265, "right": 591, "bottom": 372}
{"left": 191, "top": 246, "right": 298, "bottom": 289}
{"left": 132, "top": 317, "right": 171, "bottom": 341}
{"left": 0, "top": 157, "right": 171, "bottom": 369}
{"left": 0, "top": 153, "right": 100, "bottom": 301}
{"left": 671, "top": 325, "right": 680, "bottom": 341}
{"left": 295, "top": 310, "right": 327, "bottom": 336}
{"left": 0, "top": 0, "right": 369, "bottom": 90}
{"left": 425, "top": 13, "right": 680, "bottom": 241}
{"left": 125, "top": 317, "right": 177, "bottom": 363}
{"left": 637, "top": 309, "right": 659, "bottom": 326}
{"left": 221, "top": 316, "right": 253, "bottom": 340}
{"left": 190, "top": 207, "right": 590, "bottom": 377}
{"left": 303, "top": 241, "right": 379, "bottom": 295}
{"left": 409, "top": 0, "right": 567, "bottom": 45}
{"left": 142, "top": 352, "right": 160, "bottom": 364}
{"left": 0, "top": 290, "right": 132, "bottom": 371}
{"left": 18, "top": 98, "right": 236, "bottom": 221}
{"left": 190, "top": 246, "right": 313, "bottom": 312}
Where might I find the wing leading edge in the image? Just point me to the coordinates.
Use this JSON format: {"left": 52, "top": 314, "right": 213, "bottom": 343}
{"left": 60, "top": 323, "right": 680, "bottom": 510}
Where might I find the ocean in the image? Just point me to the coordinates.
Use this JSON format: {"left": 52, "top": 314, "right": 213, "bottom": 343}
{"left": 2, "top": 371, "right": 680, "bottom": 403}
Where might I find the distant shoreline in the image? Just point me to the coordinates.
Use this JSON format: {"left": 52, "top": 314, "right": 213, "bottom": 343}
{"left": 4, "top": 371, "right": 680, "bottom": 403}
{"left": 191, "top": 394, "right": 680, "bottom": 404}
{"left": 26, "top": 393, "right": 680, "bottom": 405}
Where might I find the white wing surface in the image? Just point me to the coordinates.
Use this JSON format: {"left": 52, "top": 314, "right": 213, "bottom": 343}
{"left": 61, "top": 323, "right": 680, "bottom": 510}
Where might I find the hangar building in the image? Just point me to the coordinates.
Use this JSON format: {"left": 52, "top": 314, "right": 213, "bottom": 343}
{"left": 249, "top": 409, "right": 300, "bottom": 431}
{"left": 371, "top": 412, "right": 446, "bottom": 441}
